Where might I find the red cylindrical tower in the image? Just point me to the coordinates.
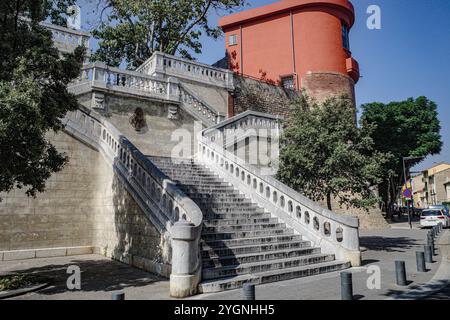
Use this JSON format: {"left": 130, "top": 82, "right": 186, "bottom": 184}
{"left": 219, "top": 0, "right": 359, "bottom": 104}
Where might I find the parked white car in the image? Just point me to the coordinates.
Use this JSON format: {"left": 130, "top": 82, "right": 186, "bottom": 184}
{"left": 420, "top": 209, "right": 450, "bottom": 228}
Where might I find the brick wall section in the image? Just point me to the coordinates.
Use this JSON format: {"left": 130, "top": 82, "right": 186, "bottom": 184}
{"left": 300, "top": 72, "right": 356, "bottom": 105}
{"left": 232, "top": 72, "right": 356, "bottom": 119}
{"left": 232, "top": 75, "right": 294, "bottom": 119}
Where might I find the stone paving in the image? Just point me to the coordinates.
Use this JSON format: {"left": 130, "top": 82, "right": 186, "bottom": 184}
{"left": 0, "top": 255, "right": 172, "bottom": 300}
{"left": 1, "top": 225, "right": 448, "bottom": 300}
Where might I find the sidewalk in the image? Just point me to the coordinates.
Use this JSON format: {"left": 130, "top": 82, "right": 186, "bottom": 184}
{"left": 1, "top": 228, "right": 448, "bottom": 300}
{"left": 191, "top": 228, "right": 447, "bottom": 300}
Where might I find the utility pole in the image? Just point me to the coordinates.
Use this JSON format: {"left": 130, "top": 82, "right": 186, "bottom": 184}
{"left": 402, "top": 156, "right": 425, "bottom": 230}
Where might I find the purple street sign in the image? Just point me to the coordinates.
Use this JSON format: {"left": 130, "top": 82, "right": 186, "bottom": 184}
{"left": 403, "top": 188, "right": 412, "bottom": 198}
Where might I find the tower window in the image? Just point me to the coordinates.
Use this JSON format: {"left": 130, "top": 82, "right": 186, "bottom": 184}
{"left": 342, "top": 22, "right": 350, "bottom": 50}
{"left": 229, "top": 34, "right": 237, "bottom": 46}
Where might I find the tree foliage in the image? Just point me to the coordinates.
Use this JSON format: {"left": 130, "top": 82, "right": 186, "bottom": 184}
{"left": 91, "top": 0, "right": 247, "bottom": 69}
{"left": 360, "top": 97, "right": 442, "bottom": 209}
{"left": 277, "top": 94, "right": 391, "bottom": 211}
{"left": 0, "top": 0, "right": 85, "bottom": 199}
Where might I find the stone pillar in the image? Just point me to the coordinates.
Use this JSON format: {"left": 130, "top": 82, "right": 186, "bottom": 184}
{"left": 167, "top": 77, "right": 180, "bottom": 101}
{"left": 170, "top": 220, "right": 202, "bottom": 298}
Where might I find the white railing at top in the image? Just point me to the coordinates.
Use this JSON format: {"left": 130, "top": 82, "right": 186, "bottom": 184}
{"left": 69, "top": 63, "right": 225, "bottom": 126}
{"left": 69, "top": 62, "right": 179, "bottom": 102}
{"left": 137, "top": 51, "right": 234, "bottom": 90}
{"left": 41, "top": 22, "right": 90, "bottom": 54}
{"left": 179, "top": 83, "right": 225, "bottom": 127}
{"left": 197, "top": 126, "right": 361, "bottom": 266}
{"left": 62, "top": 108, "right": 203, "bottom": 296}
{"left": 203, "top": 110, "right": 283, "bottom": 148}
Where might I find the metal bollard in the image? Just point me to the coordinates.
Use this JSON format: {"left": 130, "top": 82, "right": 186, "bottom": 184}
{"left": 424, "top": 245, "right": 433, "bottom": 263}
{"left": 112, "top": 292, "right": 125, "bottom": 300}
{"left": 416, "top": 252, "right": 426, "bottom": 272}
{"left": 430, "top": 240, "right": 436, "bottom": 256}
{"left": 243, "top": 283, "right": 255, "bottom": 300}
{"left": 341, "top": 272, "right": 353, "bottom": 300}
{"left": 395, "top": 261, "right": 407, "bottom": 286}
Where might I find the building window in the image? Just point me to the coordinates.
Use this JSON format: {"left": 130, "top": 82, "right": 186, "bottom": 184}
{"left": 342, "top": 22, "right": 350, "bottom": 50}
{"left": 281, "top": 75, "right": 295, "bottom": 90}
{"left": 229, "top": 34, "right": 237, "bottom": 46}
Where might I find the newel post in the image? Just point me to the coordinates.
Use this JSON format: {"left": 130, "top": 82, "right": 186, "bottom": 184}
{"left": 167, "top": 77, "right": 180, "bottom": 101}
{"left": 170, "top": 219, "right": 202, "bottom": 298}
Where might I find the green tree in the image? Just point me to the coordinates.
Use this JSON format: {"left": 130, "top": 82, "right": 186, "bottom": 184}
{"left": 0, "top": 0, "right": 85, "bottom": 199}
{"left": 361, "top": 97, "right": 442, "bottom": 211}
{"left": 91, "top": 0, "right": 246, "bottom": 69}
{"left": 277, "top": 94, "right": 391, "bottom": 211}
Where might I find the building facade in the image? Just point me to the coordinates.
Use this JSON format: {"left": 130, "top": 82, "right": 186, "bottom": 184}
{"left": 412, "top": 163, "right": 450, "bottom": 208}
{"left": 218, "top": 0, "right": 360, "bottom": 103}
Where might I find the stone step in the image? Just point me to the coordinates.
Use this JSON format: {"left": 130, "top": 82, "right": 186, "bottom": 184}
{"left": 203, "top": 222, "right": 286, "bottom": 233}
{"left": 168, "top": 173, "right": 225, "bottom": 181}
{"left": 202, "top": 234, "right": 302, "bottom": 248}
{"left": 201, "top": 228, "right": 294, "bottom": 241}
{"left": 160, "top": 171, "right": 218, "bottom": 178}
{"left": 198, "top": 260, "right": 350, "bottom": 293}
{"left": 202, "top": 247, "right": 322, "bottom": 268}
{"left": 202, "top": 253, "right": 336, "bottom": 280}
{"left": 189, "top": 193, "right": 246, "bottom": 200}
{"left": 174, "top": 181, "right": 229, "bottom": 186}
{"left": 197, "top": 202, "right": 258, "bottom": 209}
{"left": 180, "top": 186, "right": 237, "bottom": 192}
{"left": 203, "top": 206, "right": 266, "bottom": 214}
{"left": 203, "top": 212, "right": 270, "bottom": 220}
{"left": 204, "top": 217, "right": 278, "bottom": 226}
{"left": 194, "top": 198, "right": 253, "bottom": 205}
{"left": 201, "top": 240, "right": 311, "bottom": 258}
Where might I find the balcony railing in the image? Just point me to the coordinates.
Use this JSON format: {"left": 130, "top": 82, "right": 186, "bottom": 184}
{"left": 137, "top": 51, "right": 234, "bottom": 90}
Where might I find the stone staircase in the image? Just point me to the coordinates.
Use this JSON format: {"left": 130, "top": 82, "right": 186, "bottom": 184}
{"left": 149, "top": 156, "right": 350, "bottom": 293}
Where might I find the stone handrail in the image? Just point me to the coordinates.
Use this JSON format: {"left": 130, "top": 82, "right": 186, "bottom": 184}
{"left": 137, "top": 51, "right": 234, "bottom": 90}
{"left": 62, "top": 107, "right": 203, "bottom": 297}
{"left": 179, "top": 83, "right": 225, "bottom": 127}
{"left": 69, "top": 62, "right": 180, "bottom": 103}
{"left": 198, "top": 132, "right": 361, "bottom": 266}
{"left": 203, "top": 110, "right": 283, "bottom": 148}
{"left": 41, "top": 21, "right": 90, "bottom": 55}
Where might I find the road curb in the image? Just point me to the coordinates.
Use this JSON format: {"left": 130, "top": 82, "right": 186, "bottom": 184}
{"left": 387, "top": 230, "right": 450, "bottom": 300}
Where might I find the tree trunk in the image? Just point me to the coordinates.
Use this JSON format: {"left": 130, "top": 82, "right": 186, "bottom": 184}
{"left": 326, "top": 192, "right": 332, "bottom": 211}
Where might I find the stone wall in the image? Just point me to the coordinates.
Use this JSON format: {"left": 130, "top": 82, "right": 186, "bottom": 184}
{"left": 0, "top": 131, "right": 170, "bottom": 276}
{"left": 80, "top": 93, "right": 200, "bottom": 158}
{"left": 232, "top": 75, "right": 295, "bottom": 119}
{"left": 301, "top": 72, "right": 356, "bottom": 106}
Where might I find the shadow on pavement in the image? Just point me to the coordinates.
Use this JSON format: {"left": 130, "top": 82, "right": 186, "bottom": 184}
{"left": 382, "top": 279, "right": 450, "bottom": 299}
{"left": 359, "top": 236, "right": 420, "bottom": 252}
{"left": 8, "top": 258, "right": 167, "bottom": 295}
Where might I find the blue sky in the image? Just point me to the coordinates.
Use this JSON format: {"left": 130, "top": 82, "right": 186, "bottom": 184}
{"left": 80, "top": 0, "right": 449, "bottom": 172}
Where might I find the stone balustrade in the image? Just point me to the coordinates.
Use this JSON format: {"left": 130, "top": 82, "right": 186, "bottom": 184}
{"left": 137, "top": 51, "right": 234, "bottom": 90}
{"left": 70, "top": 62, "right": 179, "bottom": 102}
{"left": 198, "top": 128, "right": 361, "bottom": 267}
{"left": 203, "top": 110, "right": 283, "bottom": 148}
{"left": 63, "top": 108, "right": 204, "bottom": 298}
{"left": 69, "top": 63, "right": 224, "bottom": 126}
{"left": 41, "top": 22, "right": 90, "bottom": 55}
{"left": 179, "top": 84, "right": 225, "bottom": 127}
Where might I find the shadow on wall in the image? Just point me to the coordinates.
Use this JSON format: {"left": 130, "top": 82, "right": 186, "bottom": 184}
{"left": 94, "top": 167, "right": 171, "bottom": 277}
